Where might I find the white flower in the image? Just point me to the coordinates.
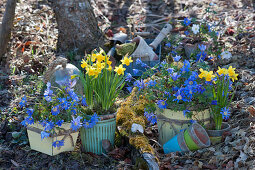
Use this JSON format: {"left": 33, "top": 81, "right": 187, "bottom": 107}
{"left": 192, "top": 24, "right": 200, "bottom": 34}
{"left": 131, "top": 123, "right": 144, "bottom": 133}
{"left": 221, "top": 51, "right": 232, "bottom": 59}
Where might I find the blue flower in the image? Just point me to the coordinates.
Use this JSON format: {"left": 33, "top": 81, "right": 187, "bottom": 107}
{"left": 125, "top": 73, "right": 133, "bottom": 82}
{"left": 56, "top": 120, "right": 64, "bottom": 127}
{"left": 196, "top": 51, "right": 207, "bottom": 62}
{"left": 44, "top": 121, "right": 54, "bottom": 131}
{"left": 83, "top": 120, "right": 94, "bottom": 129}
{"left": 161, "top": 61, "right": 167, "bottom": 65}
{"left": 172, "top": 86, "right": 179, "bottom": 91}
{"left": 207, "top": 24, "right": 212, "bottom": 32}
{"left": 181, "top": 60, "right": 191, "bottom": 73}
{"left": 171, "top": 72, "right": 181, "bottom": 81}
{"left": 71, "top": 108, "right": 77, "bottom": 115}
{"left": 157, "top": 100, "right": 167, "bottom": 109}
{"left": 173, "top": 89, "right": 186, "bottom": 103}
{"left": 211, "top": 100, "right": 217, "bottom": 105}
{"left": 184, "top": 31, "right": 189, "bottom": 35}
{"left": 52, "top": 140, "right": 64, "bottom": 148}
{"left": 68, "top": 90, "right": 79, "bottom": 102}
{"left": 71, "top": 116, "right": 83, "bottom": 131}
{"left": 164, "top": 91, "right": 171, "bottom": 99}
{"left": 183, "top": 109, "right": 190, "bottom": 117}
{"left": 44, "top": 82, "right": 53, "bottom": 102}
{"left": 126, "top": 86, "right": 133, "bottom": 93}
{"left": 133, "top": 69, "right": 139, "bottom": 75}
{"left": 173, "top": 55, "right": 181, "bottom": 62}
{"left": 91, "top": 113, "right": 99, "bottom": 124}
{"left": 196, "top": 84, "right": 205, "bottom": 93}
{"left": 183, "top": 60, "right": 190, "bottom": 68}
{"left": 184, "top": 77, "right": 197, "bottom": 87}
{"left": 136, "top": 58, "right": 142, "bottom": 65}
{"left": 39, "top": 120, "right": 48, "bottom": 127}
{"left": 198, "top": 44, "right": 206, "bottom": 51}
{"left": 191, "top": 71, "right": 199, "bottom": 79}
{"left": 26, "top": 108, "right": 34, "bottom": 116}
{"left": 220, "top": 107, "right": 230, "bottom": 120}
{"left": 51, "top": 105, "right": 60, "bottom": 116}
{"left": 147, "top": 80, "right": 157, "bottom": 87}
{"left": 21, "top": 116, "right": 34, "bottom": 127}
{"left": 167, "top": 68, "right": 174, "bottom": 74}
{"left": 144, "top": 111, "right": 157, "bottom": 125}
{"left": 171, "top": 50, "right": 177, "bottom": 56}
{"left": 184, "top": 86, "right": 196, "bottom": 99}
{"left": 165, "top": 42, "right": 171, "bottom": 47}
{"left": 190, "top": 120, "right": 197, "bottom": 124}
{"left": 81, "top": 97, "right": 88, "bottom": 106}
{"left": 184, "top": 18, "right": 191, "bottom": 26}
{"left": 19, "top": 96, "right": 27, "bottom": 108}
{"left": 134, "top": 80, "right": 145, "bottom": 91}
{"left": 44, "top": 96, "right": 52, "bottom": 102}
{"left": 41, "top": 131, "right": 50, "bottom": 140}
{"left": 141, "top": 62, "right": 148, "bottom": 68}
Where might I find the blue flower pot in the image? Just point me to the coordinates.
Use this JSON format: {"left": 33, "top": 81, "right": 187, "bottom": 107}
{"left": 163, "top": 131, "right": 189, "bottom": 154}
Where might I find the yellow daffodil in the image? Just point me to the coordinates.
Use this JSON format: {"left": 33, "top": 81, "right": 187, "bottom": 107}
{"left": 107, "top": 65, "right": 112, "bottom": 71}
{"left": 217, "top": 67, "right": 228, "bottom": 76}
{"left": 91, "top": 54, "right": 97, "bottom": 62}
{"left": 81, "top": 59, "right": 88, "bottom": 68}
{"left": 107, "top": 60, "right": 112, "bottom": 66}
{"left": 114, "top": 64, "right": 126, "bottom": 75}
{"left": 204, "top": 71, "right": 215, "bottom": 82}
{"left": 227, "top": 66, "right": 236, "bottom": 77}
{"left": 120, "top": 56, "right": 133, "bottom": 66}
{"left": 198, "top": 68, "right": 206, "bottom": 79}
{"left": 86, "top": 67, "right": 96, "bottom": 76}
{"left": 230, "top": 73, "right": 238, "bottom": 82}
{"left": 96, "top": 53, "right": 105, "bottom": 62}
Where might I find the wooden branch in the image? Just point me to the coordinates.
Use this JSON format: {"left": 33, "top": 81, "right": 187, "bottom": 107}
{"left": 0, "top": 0, "right": 17, "bottom": 63}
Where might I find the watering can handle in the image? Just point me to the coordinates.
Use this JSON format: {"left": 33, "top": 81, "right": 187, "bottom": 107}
{"left": 149, "top": 24, "right": 172, "bottom": 49}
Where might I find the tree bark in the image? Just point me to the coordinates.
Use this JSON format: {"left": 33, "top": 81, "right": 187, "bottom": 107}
{"left": 51, "top": 0, "right": 105, "bottom": 54}
{"left": 0, "top": 0, "right": 17, "bottom": 65}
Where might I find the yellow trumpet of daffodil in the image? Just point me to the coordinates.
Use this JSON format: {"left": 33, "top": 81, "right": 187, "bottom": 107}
{"left": 86, "top": 67, "right": 96, "bottom": 76}
{"left": 96, "top": 53, "right": 105, "bottom": 63}
{"left": 217, "top": 67, "right": 228, "bottom": 76}
{"left": 114, "top": 64, "right": 126, "bottom": 75}
{"left": 107, "top": 65, "right": 112, "bottom": 71}
{"left": 81, "top": 59, "right": 88, "bottom": 68}
{"left": 198, "top": 68, "right": 206, "bottom": 79}
{"left": 204, "top": 71, "right": 215, "bottom": 82}
{"left": 120, "top": 55, "right": 133, "bottom": 66}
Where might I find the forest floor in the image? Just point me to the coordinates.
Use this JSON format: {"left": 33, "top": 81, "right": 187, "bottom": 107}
{"left": 0, "top": 0, "right": 255, "bottom": 169}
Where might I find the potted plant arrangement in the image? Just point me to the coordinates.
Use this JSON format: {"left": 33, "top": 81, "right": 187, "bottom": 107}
{"left": 129, "top": 57, "right": 213, "bottom": 145}
{"left": 19, "top": 80, "right": 92, "bottom": 156}
{"left": 78, "top": 48, "right": 133, "bottom": 154}
{"left": 199, "top": 66, "right": 238, "bottom": 144}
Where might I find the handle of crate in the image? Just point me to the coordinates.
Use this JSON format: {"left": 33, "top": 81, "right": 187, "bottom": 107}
{"left": 149, "top": 24, "right": 172, "bottom": 49}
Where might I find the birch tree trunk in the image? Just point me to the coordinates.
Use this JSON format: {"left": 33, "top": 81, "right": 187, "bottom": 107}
{"left": 51, "top": 0, "right": 104, "bottom": 54}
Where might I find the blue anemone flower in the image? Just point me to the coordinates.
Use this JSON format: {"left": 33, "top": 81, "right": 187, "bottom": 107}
{"left": 173, "top": 89, "right": 186, "bottom": 103}
{"left": 83, "top": 120, "right": 94, "bottom": 129}
{"left": 211, "top": 100, "right": 217, "bottom": 105}
{"left": 207, "top": 24, "right": 212, "bottom": 32}
{"left": 144, "top": 111, "right": 157, "bottom": 125}
{"left": 41, "top": 131, "right": 50, "bottom": 140}
{"left": 198, "top": 44, "right": 206, "bottom": 51}
{"left": 56, "top": 120, "right": 64, "bottom": 127}
{"left": 171, "top": 72, "right": 181, "bottom": 81}
{"left": 71, "top": 116, "right": 83, "bottom": 131}
{"left": 134, "top": 80, "right": 145, "bottom": 91}
{"left": 52, "top": 140, "right": 64, "bottom": 148}
{"left": 173, "top": 55, "right": 181, "bottom": 62}
{"left": 220, "top": 107, "right": 230, "bottom": 120}
{"left": 164, "top": 91, "right": 171, "bottom": 99}
{"left": 51, "top": 105, "right": 60, "bottom": 116}
{"left": 21, "top": 116, "right": 34, "bottom": 127}
{"left": 183, "top": 109, "right": 190, "bottom": 117}
{"left": 165, "top": 42, "right": 171, "bottom": 47}
{"left": 184, "top": 77, "right": 197, "bottom": 87}
{"left": 157, "top": 100, "right": 167, "bottom": 109}
{"left": 184, "top": 31, "right": 189, "bottom": 35}
{"left": 133, "top": 69, "right": 139, "bottom": 75}
{"left": 136, "top": 59, "right": 142, "bottom": 65}
{"left": 196, "top": 51, "right": 207, "bottom": 62}
{"left": 81, "top": 97, "right": 88, "bottom": 106}
{"left": 19, "top": 96, "right": 27, "bottom": 108}
{"left": 91, "top": 113, "right": 99, "bottom": 124}
{"left": 184, "top": 18, "right": 191, "bottom": 26}
{"left": 26, "top": 108, "right": 34, "bottom": 116}
{"left": 147, "top": 80, "right": 157, "bottom": 87}
{"left": 44, "top": 121, "right": 54, "bottom": 131}
{"left": 167, "top": 68, "right": 174, "bottom": 74}
{"left": 126, "top": 86, "right": 133, "bottom": 93}
{"left": 196, "top": 84, "right": 205, "bottom": 93}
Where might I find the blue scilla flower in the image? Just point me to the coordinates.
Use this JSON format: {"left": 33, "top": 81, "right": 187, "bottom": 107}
{"left": 133, "top": 69, "right": 139, "bottom": 75}
{"left": 126, "top": 86, "right": 133, "bottom": 93}
{"left": 183, "top": 109, "right": 190, "bottom": 117}
{"left": 21, "top": 116, "right": 34, "bottom": 127}
{"left": 147, "top": 80, "right": 157, "bottom": 87}
{"left": 211, "top": 100, "right": 217, "bottom": 105}
{"left": 81, "top": 97, "right": 88, "bottom": 106}
{"left": 196, "top": 51, "right": 207, "bottom": 62}
{"left": 220, "top": 107, "right": 230, "bottom": 120}
{"left": 19, "top": 96, "right": 27, "bottom": 108}
{"left": 52, "top": 140, "right": 64, "bottom": 148}
{"left": 167, "top": 68, "right": 174, "bottom": 74}
{"left": 171, "top": 72, "right": 181, "bottom": 81}
{"left": 134, "top": 80, "right": 145, "bottom": 91}
{"left": 184, "top": 31, "right": 189, "bottom": 36}
{"left": 41, "top": 131, "right": 50, "bottom": 140}
{"left": 71, "top": 116, "right": 83, "bottom": 131}
{"left": 184, "top": 18, "right": 191, "bottom": 26}
{"left": 44, "top": 121, "right": 54, "bottom": 131}
{"left": 136, "top": 58, "right": 142, "bottom": 65}
{"left": 125, "top": 73, "right": 133, "bottom": 82}
{"left": 198, "top": 44, "right": 206, "bottom": 51}
{"left": 157, "top": 100, "right": 167, "bottom": 109}
{"left": 165, "top": 42, "right": 171, "bottom": 47}
{"left": 173, "top": 55, "right": 181, "bottom": 62}
{"left": 83, "top": 120, "right": 94, "bottom": 129}
{"left": 173, "top": 89, "right": 186, "bottom": 103}
{"left": 26, "top": 108, "right": 34, "bottom": 116}
{"left": 51, "top": 105, "right": 60, "bottom": 116}
{"left": 56, "top": 120, "right": 64, "bottom": 127}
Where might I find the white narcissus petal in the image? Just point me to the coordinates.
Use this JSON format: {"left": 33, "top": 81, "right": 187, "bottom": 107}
{"left": 131, "top": 123, "right": 144, "bottom": 133}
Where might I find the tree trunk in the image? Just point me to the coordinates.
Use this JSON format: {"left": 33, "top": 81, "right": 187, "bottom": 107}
{"left": 51, "top": 0, "right": 105, "bottom": 54}
{"left": 0, "top": 0, "right": 17, "bottom": 66}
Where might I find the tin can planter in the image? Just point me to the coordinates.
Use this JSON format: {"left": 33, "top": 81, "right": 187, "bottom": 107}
{"left": 80, "top": 115, "right": 116, "bottom": 155}
{"left": 183, "top": 123, "right": 211, "bottom": 151}
{"left": 206, "top": 122, "right": 231, "bottom": 145}
{"left": 163, "top": 130, "right": 189, "bottom": 154}
{"left": 157, "top": 109, "right": 210, "bottom": 145}
{"left": 27, "top": 122, "right": 79, "bottom": 156}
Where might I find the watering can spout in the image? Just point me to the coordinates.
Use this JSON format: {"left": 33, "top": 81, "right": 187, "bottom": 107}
{"left": 150, "top": 24, "right": 172, "bottom": 50}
